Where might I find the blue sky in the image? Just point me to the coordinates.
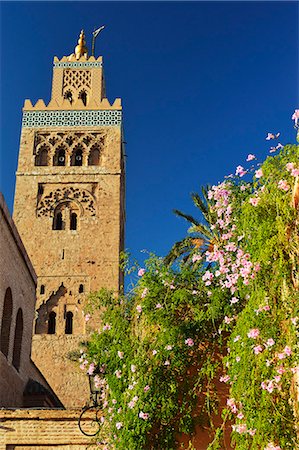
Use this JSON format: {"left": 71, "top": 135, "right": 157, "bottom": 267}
{"left": 0, "top": 1, "right": 298, "bottom": 267}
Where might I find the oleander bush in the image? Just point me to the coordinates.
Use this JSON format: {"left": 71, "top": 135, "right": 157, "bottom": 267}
{"left": 80, "top": 117, "right": 299, "bottom": 450}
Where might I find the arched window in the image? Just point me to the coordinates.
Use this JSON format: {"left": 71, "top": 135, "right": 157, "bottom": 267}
{"left": 79, "top": 284, "right": 84, "bottom": 293}
{"left": 65, "top": 312, "right": 73, "bottom": 335}
{"left": 70, "top": 212, "right": 77, "bottom": 230}
{"left": 88, "top": 145, "right": 100, "bottom": 166}
{"left": 53, "top": 148, "right": 66, "bottom": 166}
{"left": 12, "top": 308, "right": 23, "bottom": 371}
{"left": 64, "top": 90, "right": 73, "bottom": 104}
{"left": 71, "top": 148, "right": 83, "bottom": 166}
{"left": 53, "top": 211, "right": 64, "bottom": 230}
{"left": 0, "top": 287, "right": 13, "bottom": 357}
{"left": 48, "top": 311, "right": 56, "bottom": 334}
{"left": 40, "top": 285, "right": 45, "bottom": 295}
{"left": 79, "top": 90, "right": 88, "bottom": 106}
{"left": 35, "top": 147, "right": 49, "bottom": 166}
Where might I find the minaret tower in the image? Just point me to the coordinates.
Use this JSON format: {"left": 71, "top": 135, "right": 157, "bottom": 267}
{"left": 13, "top": 31, "right": 125, "bottom": 407}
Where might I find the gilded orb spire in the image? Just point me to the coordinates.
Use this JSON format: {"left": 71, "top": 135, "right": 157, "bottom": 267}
{"left": 75, "top": 30, "right": 88, "bottom": 60}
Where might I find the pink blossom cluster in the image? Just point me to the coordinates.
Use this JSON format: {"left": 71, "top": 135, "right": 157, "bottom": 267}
{"left": 228, "top": 399, "right": 256, "bottom": 437}
{"left": 261, "top": 376, "right": 281, "bottom": 393}
{"left": 128, "top": 395, "right": 139, "bottom": 409}
{"left": 277, "top": 179, "right": 290, "bottom": 192}
{"left": 286, "top": 162, "right": 299, "bottom": 177}
{"left": 232, "top": 423, "right": 256, "bottom": 436}
{"left": 185, "top": 338, "right": 194, "bottom": 347}
{"left": 264, "top": 443, "right": 281, "bottom": 450}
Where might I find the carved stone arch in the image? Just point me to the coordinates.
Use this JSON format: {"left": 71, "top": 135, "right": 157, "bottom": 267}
{"left": 88, "top": 143, "right": 101, "bottom": 166}
{"left": 52, "top": 198, "right": 84, "bottom": 218}
{"left": 78, "top": 88, "right": 89, "bottom": 106}
{"left": 36, "top": 186, "right": 96, "bottom": 218}
{"left": 63, "top": 88, "right": 74, "bottom": 104}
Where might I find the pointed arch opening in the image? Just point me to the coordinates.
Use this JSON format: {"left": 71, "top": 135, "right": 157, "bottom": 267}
{"left": 35, "top": 146, "right": 49, "bottom": 166}
{"left": 53, "top": 210, "right": 64, "bottom": 230}
{"left": 53, "top": 147, "right": 66, "bottom": 166}
{"left": 78, "top": 89, "right": 88, "bottom": 106}
{"left": 64, "top": 89, "right": 73, "bottom": 104}
{"left": 12, "top": 308, "right": 23, "bottom": 371}
{"left": 0, "top": 287, "right": 13, "bottom": 358}
{"left": 71, "top": 146, "right": 83, "bottom": 166}
{"left": 79, "top": 284, "right": 84, "bottom": 293}
{"left": 48, "top": 311, "right": 56, "bottom": 334}
{"left": 65, "top": 311, "right": 73, "bottom": 334}
{"left": 70, "top": 212, "right": 77, "bottom": 230}
{"left": 88, "top": 144, "right": 100, "bottom": 166}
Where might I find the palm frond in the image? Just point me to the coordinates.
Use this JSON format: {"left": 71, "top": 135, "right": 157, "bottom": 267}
{"left": 164, "top": 236, "right": 195, "bottom": 266}
{"left": 173, "top": 209, "right": 200, "bottom": 227}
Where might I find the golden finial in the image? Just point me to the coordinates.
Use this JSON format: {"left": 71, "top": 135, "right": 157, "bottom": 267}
{"left": 75, "top": 30, "right": 88, "bottom": 60}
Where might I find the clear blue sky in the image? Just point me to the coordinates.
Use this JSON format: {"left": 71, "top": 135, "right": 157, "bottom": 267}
{"left": 0, "top": 1, "right": 298, "bottom": 266}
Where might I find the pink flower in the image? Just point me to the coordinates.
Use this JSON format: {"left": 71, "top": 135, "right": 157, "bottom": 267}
{"left": 283, "top": 346, "right": 292, "bottom": 356}
{"left": 139, "top": 411, "right": 149, "bottom": 420}
{"left": 249, "top": 197, "right": 260, "bottom": 206}
{"left": 255, "top": 169, "right": 263, "bottom": 178}
{"left": 131, "top": 364, "right": 136, "bottom": 373}
{"left": 247, "top": 328, "right": 260, "bottom": 339}
{"left": 237, "top": 412, "right": 244, "bottom": 419}
{"left": 87, "top": 363, "right": 95, "bottom": 375}
{"left": 277, "top": 352, "right": 285, "bottom": 360}
{"left": 155, "top": 303, "right": 162, "bottom": 309}
{"left": 117, "top": 351, "right": 124, "bottom": 359}
{"left": 292, "top": 109, "right": 299, "bottom": 125}
{"left": 236, "top": 356, "right": 241, "bottom": 362}
{"left": 144, "top": 385, "right": 150, "bottom": 392}
{"left": 234, "top": 335, "right": 241, "bottom": 342}
{"left": 115, "top": 370, "right": 122, "bottom": 378}
{"left": 138, "top": 268, "right": 146, "bottom": 277}
{"left": 152, "top": 350, "right": 157, "bottom": 355}
{"left": 185, "top": 338, "right": 194, "bottom": 347}
{"left": 136, "top": 305, "right": 142, "bottom": 313}
{"left": 164, "top": 360, "right": 170, "bottom": 366}
{"left": 85, "top": 313, "right": 91, "bottom": 322}
{"left": 236, "top": 165, "right": 247, "bottom": 177}
{"left": 248, "top": 429, "right": 256, "bottom": 436}
{"left": 246, "top": 154, "right": 256, "bottom": 161}
{"left": 220, "top": 375, "right": 230, "bottom": 383}
{"left": 265, "top": 443, "right": 282, "bottom": 450}
{"left": 286, "top": 162, "right": 295, "bottom": 171}
{"left": 254, "top": 345, "right": 263, "bottom": 355}
{"left": 292, "top": 168, "right": 299, "bottom": 176}
{"left": 278, "top": 180, "right": 290, "bottom": 191}
{"left": 141, "top": 288, "right": 148, "bottom": 298}
{"left": 266, "top": 338, "right": 275, "bottom": 347}
{"left": 230, "top": 296, "right": 239, "bottom": 304}
{"left": 192, "top": 254, "right": 202, "bottom": 262}
{"left": 112, "top": 399, "right": 117, "bottom": 404}
{"left": 165, "top": 345, "right": 173, "bottom": 350}
{"left": 116, "top": 422, "right": 123, "bottom": 430}
{"left": 103, "top": 323, "right": 111, "bottom": 331}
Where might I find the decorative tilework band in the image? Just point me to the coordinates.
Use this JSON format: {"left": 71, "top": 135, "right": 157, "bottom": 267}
{"left": 54, "top": 62, "right": 102, "bottom": 68}
{"left": 22, "top": 110, "right": 122, "bottom": 128}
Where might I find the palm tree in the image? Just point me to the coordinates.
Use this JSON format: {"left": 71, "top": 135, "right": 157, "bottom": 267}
{"left": 165, "top": 186, "right": 219, "bottom": 266}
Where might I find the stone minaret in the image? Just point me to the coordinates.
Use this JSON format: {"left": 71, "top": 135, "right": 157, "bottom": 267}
{"left": 13, "top": 31, "right": 125, "bottom": 407}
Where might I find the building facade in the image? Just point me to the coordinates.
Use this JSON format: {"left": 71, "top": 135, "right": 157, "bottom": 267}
{"left": 13, "top": 30, "right": 125, "bottom": 408}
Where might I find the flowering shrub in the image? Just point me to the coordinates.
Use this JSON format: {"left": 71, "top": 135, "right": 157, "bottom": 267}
{"left": 81, "top": 118, "right": 299, "bottom": 449}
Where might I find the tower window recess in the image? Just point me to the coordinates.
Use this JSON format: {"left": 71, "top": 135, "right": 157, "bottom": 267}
{"left": 48, "top": 311, "right": 56, "bottom": 334}
{"left": 53, "top": 211, "right": 64, "bottom": 230}
{"left": 70, "top": 212, "right": 77, "bottom": 230}
{"left": 54, "top": 148, "right": 66, "bottom": 166}
{"left": 64, "top": 90, "right": 73, "bottom": 104}
{"left": 0, "top": 287, "right": 13, "bottom": 358}
{"left": 79, "top": 90, "right": 88, "bottom": 106}
{"left": 79, "top": 284, "right": 84, "bottom": 293}
{"left": 12, "top": 308, "right": 23, "bottom": 371}
{"left": 40, "top": 285, "right": 45, "bottom": 295}
{"left": 35, "top": 146, "right": 49, "bottom": 166}
{"left": 71, "top": 148, "right": 83, "bottom": 166}
{"left": 88, "top": 145, "right": 100, "bottom": 166}
{"left": 65, "top": 312, "right": 73, "bottom": 335}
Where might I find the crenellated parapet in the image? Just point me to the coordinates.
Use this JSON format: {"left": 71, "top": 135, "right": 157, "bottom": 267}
{"left": 23, "top": 97, "right": 122, "bottom": 111}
